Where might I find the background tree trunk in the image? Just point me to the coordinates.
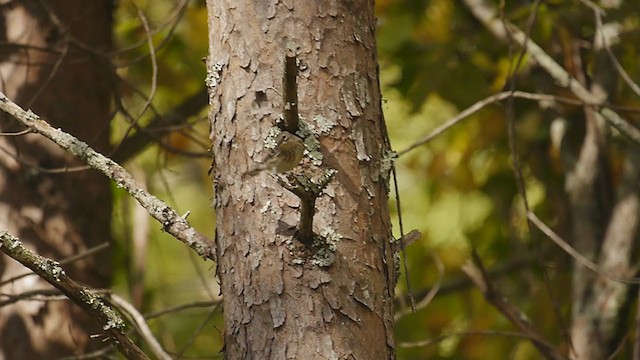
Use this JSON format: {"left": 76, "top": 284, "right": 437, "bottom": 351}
{"left": 0, "top": 1, "right": 113, "bottom": 358}
{"left": 206, "top": 1, "right": 396, "bottom": 358}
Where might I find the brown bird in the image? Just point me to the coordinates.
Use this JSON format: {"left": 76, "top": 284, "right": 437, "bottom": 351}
{"left": 244, "top": 131, "right": 305, "bottom": 176}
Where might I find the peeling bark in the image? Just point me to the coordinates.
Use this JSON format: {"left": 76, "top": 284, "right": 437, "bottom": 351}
{"left": 206, "top": 1, "right": 395, "bottom": 358}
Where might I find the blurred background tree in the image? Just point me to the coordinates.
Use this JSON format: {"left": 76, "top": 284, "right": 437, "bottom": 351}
{"left": 380, "top": 1, "right": 640, "bottom": 359}
{"left": 1, "top": 0, "right": 639, "bottom": 358}
{"left": 0, "top": 1, "right": 115, "bottom": 357}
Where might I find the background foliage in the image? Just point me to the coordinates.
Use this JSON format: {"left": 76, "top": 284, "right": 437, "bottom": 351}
{"left": 110, "top": 0, "right": 640, "bottom": 358}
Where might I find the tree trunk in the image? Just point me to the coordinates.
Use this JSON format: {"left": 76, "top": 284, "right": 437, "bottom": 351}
{"left": 567, "top": 26, "right": 635, "bottom": 360}
{"left": 0, "top": 1, "right": 113, "bottom": 358}
{"left": 206, "top": 1, "right": 396, "bottom": 358}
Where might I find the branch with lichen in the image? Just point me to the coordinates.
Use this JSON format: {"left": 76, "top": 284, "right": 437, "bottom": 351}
{"left": 277, "top": 168, "right": 337, "bottom": 248}
{"left": 275, "top": 44, "right": 342, "bottom": 261}
{"left": 0, "top": 232, "right": 149, "bottom": 360}
{"left": 0, "top": 92, "right": 215, "bottom": 261}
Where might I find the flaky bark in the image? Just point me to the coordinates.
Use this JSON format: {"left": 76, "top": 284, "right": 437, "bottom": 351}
{"left": 0, "top": 1, "right": 114, "bottom": 358}
{"left": 206, "top": 1, "right": 396, "bottom": 358}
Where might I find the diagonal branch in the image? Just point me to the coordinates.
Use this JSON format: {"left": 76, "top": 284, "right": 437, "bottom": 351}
{"left": 462, "top": 0, "right": 640, "bottom": 146}
{"left": 0, "top": 242, "right": 110, "bottom": 287}
{"left": 111, "top": 87, "right": 209, "bottom": 163}
{"left": 0, "top": 232, "right": 149, "bottom": 360}
{"left": 463, "top": 250, "right": 566, "bottom": 360}
{"left": 107, "top": 294, "right": 172, "bottom": 360}
{"left": 0, "top": 92, "right": 216, "bottom": 260}
{"left": 527, "top": 212, "right": 640, "bottom": 285}
{"left": 397, "top": 91, "right": 625, "bottom": 157}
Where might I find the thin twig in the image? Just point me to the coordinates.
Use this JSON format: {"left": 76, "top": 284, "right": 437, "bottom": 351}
{"left": 0, "top": 128, "right": 31, "bottom": 136}
{"left": 527, "top": 211, "right": 640, "bottom": 284}
{"left": 395, "top": 253, "right": 537, "bottom": 307}
{"left": 0, "top": 242, "right": 110, "bottom": 287}
{"left": 463, "top": 0, "right": 640, "bottom": 146}
{"left": 0, "top": 288, "right": 62, "bottom": 307}
{"left": 114, "top": 0, "right": 189, "bottom": 64}
{"left": 26, "top": 1, "right": 70, "bottom": 108}
{"left": 502, "top": 0, "right": 539, "bottom": 224}
{"left": 391, "top": 165, "right": 415, "bottom": 312}
{"left": 0, "top": 142, "right": 92, "bottom": 173}
{"left": 131, "top": 2, "right": 158, "bottom": 120}
{"left": 399, "top": 329, "right": 551, "bottom": 348}
{"left": 107, "top": 294, "right": 172, "bottom": 360}
{"left": 606, "top": 333, "right": 628, "bottom": 360}
{"left": 463, "top": 249, "right": 566, "bottom": 360}
{"left": 395, "top": 251, "right": 443, "bottom": 321}
{"left": 111, "top": 88, "right": 208, "bottom": 163}
{"left": 175, "top": 304, "right": 220, "bottom": 358}
{"left": 186, "top": 245, "right": 218, "bottom": 300}
{"left": 591, "top": 6, "right": 640, "bottom": 98}
{"left": 391, "top": 230, "right": 422, "bottom": 253}
{"left": 145, "top": 300, "right": 221, "bottom": 320}
{"left": 500, "top": 1, "right": 573, "bottom": 353}
{"left": 398, "top": 91, "right": 604, "bottom": 157}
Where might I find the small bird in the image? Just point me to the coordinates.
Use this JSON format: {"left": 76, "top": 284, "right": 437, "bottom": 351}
{"left": 244, "top": 131, "right": 305, "bottom": 176}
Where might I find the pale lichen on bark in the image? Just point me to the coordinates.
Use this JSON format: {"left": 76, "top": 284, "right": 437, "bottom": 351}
{"left": 310, "top": 227, "right": 342, "bottom": 267}
{"left": 296, "top": 119, "right": 324, "bottom": 165}
{"left": 380, "top": 149, "right": 398, "bottom": 184}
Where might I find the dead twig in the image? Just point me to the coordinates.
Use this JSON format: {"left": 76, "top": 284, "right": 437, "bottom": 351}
{"left": 463, "top": 249, "right": 566, "bottom": 360}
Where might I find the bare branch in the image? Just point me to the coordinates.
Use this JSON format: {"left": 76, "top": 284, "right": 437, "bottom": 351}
{"left": 131, "top": 4, "right": 158, "bottom": 120}
{"left": 0, "top": 242, "right": 110, "bottom": 287}
{"left": 395, "top": 251, "right": 442, "bottom": 321}
{"left": 145, "top": 300, "right": 221, "bottom": 319}
{"left": 398, "top": 91, "right": 612, "bottom": 157}
{"left": 590, "top": 4, "right": 640, "bottom": 98}
{"left": 175, "top": 305, "right": 219, "bottom": 358}
{"left": 391, "top": 163, "right": 416, "bottom": 312}
{"left": 111, "top": 88, "right": 208, "bottom": 163}
{"left": 107, "top": 294, "right": 172, "bottom": 360}
{"left": 113, "top": 0, "right": 190, "bottom": 65}
{"left": 463, "top": 250, "right": 566, "bottom": 360}
{"left": 399, "top": 330, "right": 552, "bottom": 349}
{"left": 527, "top": 212, "right": 640, "bottom": 285}
{"left": 0, "top": 232, "right": 149, "bottom": 360}
{"left": 395, "top": 253, "right": 537, "bottom": 308}
{"left": 463, "top": 0, "right": 640, "bottom": 146}
{"left": 0, "top": 288, "right": 62, "bottom": 307}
